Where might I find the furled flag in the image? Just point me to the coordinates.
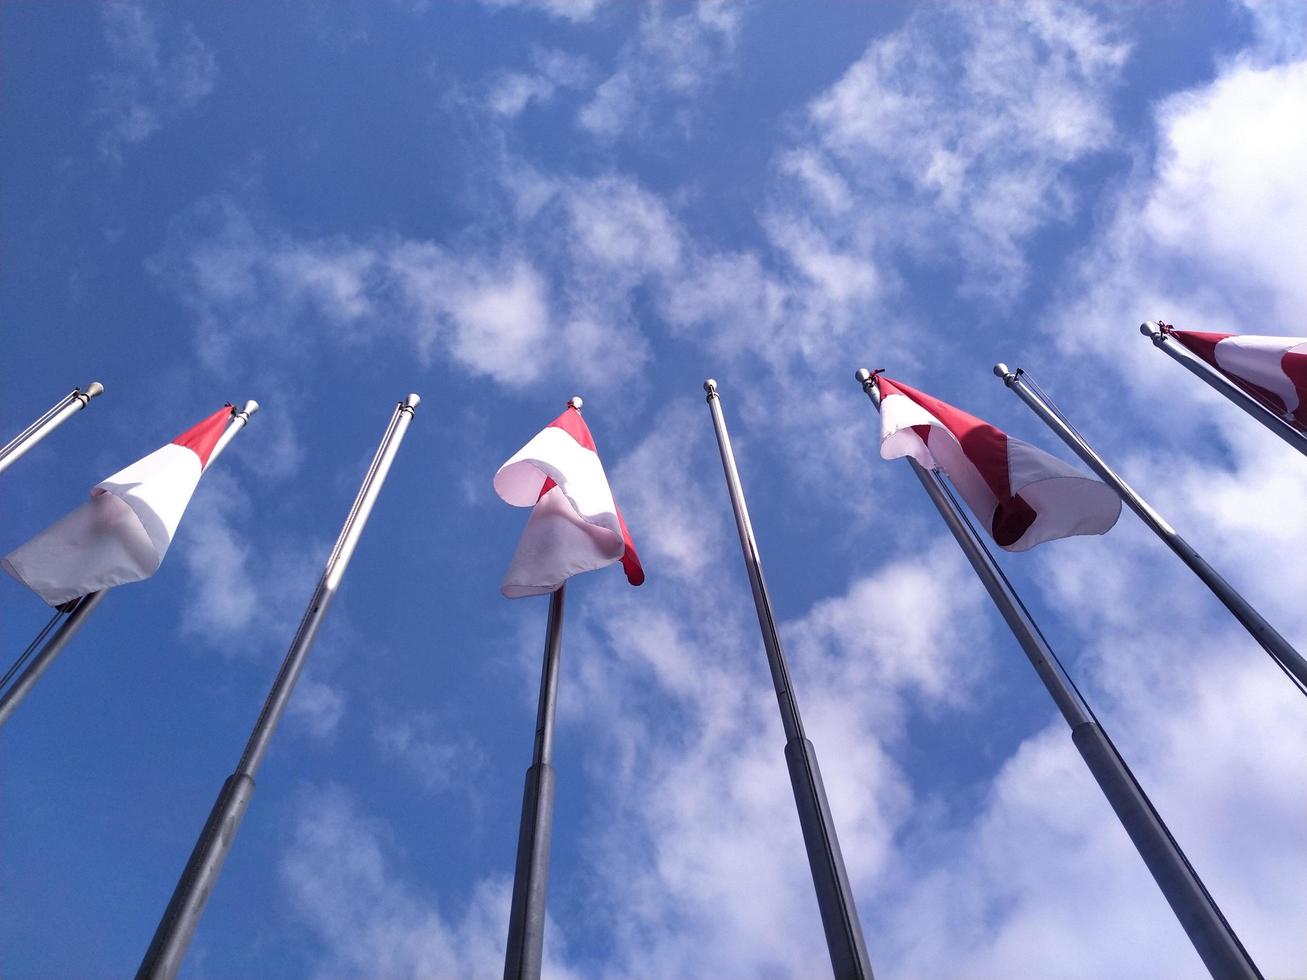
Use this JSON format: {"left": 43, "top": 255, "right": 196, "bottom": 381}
{"left": 494, "top": 399, "right": 644, "bottom": 598}
{"left": 877, "top": 375, "right": 1121, "bottom": 550}
{"left": 3, "top": 406, "right": 233, "bottom": 606}
{"left": 1164, "top": 325, "right": 1307, "bottom": 431}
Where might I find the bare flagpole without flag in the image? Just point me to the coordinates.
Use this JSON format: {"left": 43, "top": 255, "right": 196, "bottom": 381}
{"left": 856, "top": 370, "right": 1261, "bottom": 980}
{"left": 137, "top": 394, "right": 419, "bottom": 980}
{"left": 994, "top": 363, "right": 1307, "bottom": 694}
{"left": 0, "top": 382, "right": 105, "bottom": 476}
{"left": 0, "top": 401, "right": 259, "bottom": 729}
{"left": 703, "top": 379, "right": 874, "bottom": 980}
{"left": 1140, "top": 321, "right": 1307, "bottom": 458}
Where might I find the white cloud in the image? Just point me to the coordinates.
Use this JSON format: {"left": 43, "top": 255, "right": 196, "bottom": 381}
{"left": 577, "top": 0, "right": 741, "bottom": 140}
{"left": 157, "top": 189, "right": 662, "bottom": 392}
{"left": 373, "top": 712, "right": 485, "bottom": 795}
{"left": 287, "top": 678, "right": 347, "bottom": 740}
{"left": 486, "top": 49, "right": 593, "bottom": 117}
{"left": 794, "top": 1, "right": 1128, "bottom": 297}
{"left": 479, "top": 0, "right": 606, "bottom": 24}
{"left": 92, "top": 1, "right": 217, "bottom": 161}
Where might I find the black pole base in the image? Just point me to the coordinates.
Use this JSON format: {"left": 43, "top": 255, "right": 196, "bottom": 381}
{"left": 784, "top": 737, "right": 874, "bottom": 980}
{"left": 503, "top": 762, "right": 556, "bottom": 980}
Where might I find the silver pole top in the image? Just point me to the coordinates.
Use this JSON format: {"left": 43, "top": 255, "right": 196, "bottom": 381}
{"left": 83, "top": 382, "right": 105, "bottom": 399}
{"left": 1141, "top": 321, "right": 1168, "bottom": 344}
{"left": 403, "top": 393, "right": 421, "bottom": 411}
{"left": 238, "top": 400, "right": 259, "bottom": 418}
{"left": 994, "top": 363, "right": 1017, "bottom": 383}
{"left": 703, "top": 378, "right": 718, "bottom": 396}
{"left": 854, "top": 368, "right": 872, "bottom": 385}
{"left": 568, "top": 395, "right": 583, "bottom": 411}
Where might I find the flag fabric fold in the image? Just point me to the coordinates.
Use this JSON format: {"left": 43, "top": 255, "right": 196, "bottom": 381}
{"left": 494, "top": 404, "right": 643, "bottom": 598}
{"left": 1167, "top": 327, "right": 1307, "bottom": 430}
{"left": 877, "top": 375, "right": 1121, "bottom": 551}
{"left": 3, "top": 405, "right": 232, "bottom": 605}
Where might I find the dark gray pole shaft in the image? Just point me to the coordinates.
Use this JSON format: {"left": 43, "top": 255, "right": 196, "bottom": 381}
{"left": 0, "top": 590, "right": 108, "bottom": 727}
{"left": 900, "top": 458, "right": 1260, "bottom": 980}
{"left": 1141, "top": 322, "right": 1307, "bottom": 458}
{"left": 0, "top": 383, "right": 103, "bottom": 476}
{"left": 503, "top": 586, "right": 565, "bottom": 980}
{"left": 137, "top": 395, "right": 419, "bottom": 980}
{"left": 996, "top": 366, "right": 1307, "bottom": 692}
{"left": 703, "top": 380, "right": 874, "bottom": 980}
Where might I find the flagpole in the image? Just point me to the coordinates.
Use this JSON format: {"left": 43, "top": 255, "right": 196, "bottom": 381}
{"left": 503, "top": 583, "right": 565, "bottom": 980}
{"left": 0, "top": 590, "right": 108, "bottom": 727}
{"left": 1140, "top": 322, "right": 1307, "bottom": 458}
{"left": 856, "top": 370, "right": 1261, "bottom": 980}
{"left": 206, "top": 400, "right": 260, "bottom": 469}
{"left": 0, "top": 403, "right": 259, "bottom": 730}
{"left": 0, "top": 382, "right": 104, "bottom": 476}
{"left": 703, "top": 379, "right": 874, "bottom": 980}
{"left": 994, "top": 364, "right": 1307, "bottom": 693}
{"left": 137, "top": 394, "right": 420, "bottom": 980}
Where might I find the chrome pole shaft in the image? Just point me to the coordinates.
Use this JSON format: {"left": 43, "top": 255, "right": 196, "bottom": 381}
{"left": 0, "top": 383, "right": 104, "bottom": 476}
{"left": 137, "top": 394, "right": 419, "bottom": 980}
{"left": 704, "top": 379, "right": 873, "bottom": 980}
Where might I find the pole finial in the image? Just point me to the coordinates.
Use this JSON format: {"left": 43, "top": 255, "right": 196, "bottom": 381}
{"left": 703, "top": 378, "right": 718, "bottom": 396}
{"left": 84, "top": 382, "right": 105, "bottom": 399}
{"left": 404, "top": 393, "right": 421, "bottom": 411}
{"left": 239, "top": 400, "right": 260, "bottom": 418}
{"left": 854, "top": 368, "right": 871, "bottom": 385}
{"left": 994, "top": 363, "right": 1017, "bottom": 384}
{"left": 568, "top": 395, "right": 583, "bottom": 411}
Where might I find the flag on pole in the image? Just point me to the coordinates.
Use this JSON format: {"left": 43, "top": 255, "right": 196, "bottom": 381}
{"left": 1165, "top": 326, "right": 1307, "bottom": 430}
{"left": 494, "top": 400, "right": 643, "bottom": 598}
{"left": 2, "top": 405, "right": 233, "bottom": 605}
{"left": 876, "top": 375, "right": 1120, "bottom": 550}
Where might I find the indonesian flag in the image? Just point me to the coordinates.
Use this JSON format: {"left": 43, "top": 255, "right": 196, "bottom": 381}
{"left": 494, "top": 403, "right": 644, "bottom": 598}
{"left": 877, "top": 376, "right": 1121, "bottom": 551}
{"left": 1166, "top": 327, "right": 1307, "bottom": 431}
{"left": 3, "top": 406, "right": 233, "bottom": 606}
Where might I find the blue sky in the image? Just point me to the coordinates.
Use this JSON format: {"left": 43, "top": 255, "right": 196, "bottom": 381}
{"left": 3, "top": 1, "right": 1305, "bottom": 976}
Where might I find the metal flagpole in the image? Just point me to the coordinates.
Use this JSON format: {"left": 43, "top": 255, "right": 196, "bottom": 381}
{"left": 0, "top": 382, "right": 104, "bottom": 476}
{"left": 994, "top": 364, "right": 1307, "bottom": 694}
{"left": 0, "top": 591, "right": 107, "bottom": 727}
{"left": 856, "top": 370, "right": 1261, "bottom": 980}
{"left": 0, "top": 402, "right": 259, "bottom": 729}
{"left": 137, "top": 394, "right": 420, "bottom": 980}
{"left": 503, "top": 583, "right": 565, "bottom": 980}
{"left": 703, "top": 379, "right": 874, "bottom": 980}
{"left": 1140, "top": 321, "right": 1307, "bottom": 459}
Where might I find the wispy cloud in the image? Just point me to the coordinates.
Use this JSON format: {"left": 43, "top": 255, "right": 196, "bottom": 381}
{"left": 577, "top": 0, "right": 742, "bottom": 140}
{"left": 92, "top": 0, "right": 217, "bottom": 161}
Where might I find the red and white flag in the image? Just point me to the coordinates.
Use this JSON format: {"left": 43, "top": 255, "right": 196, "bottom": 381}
{"left": 494, "top": 402, "right": 643, "bottom": 598}
{"left": 877, "top": 376, "right": 1121, "bottom": 551}
{"left": 1167, "top": 327, "right": 1307, "bottom": 430}
{"left": 3, "top": 405, "right": 233, "bottom": 606}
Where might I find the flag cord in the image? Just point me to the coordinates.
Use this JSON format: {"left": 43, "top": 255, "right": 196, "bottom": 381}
{"left": 935, "top": 474, "right": 1261, "bottom": 967}
{"left": 1023, "top": 374, "right": 1307, "bottom": 700}
{"left": 0, "top": 607, "right": 66, "bottom": 694}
